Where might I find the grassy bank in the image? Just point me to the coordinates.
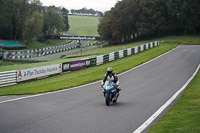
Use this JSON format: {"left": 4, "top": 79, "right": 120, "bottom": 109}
{"left": 0, "top": 44, "right": 177, "bottom": 96}
{"left": 148, "top": 69, "right": 200, "bottom": 133}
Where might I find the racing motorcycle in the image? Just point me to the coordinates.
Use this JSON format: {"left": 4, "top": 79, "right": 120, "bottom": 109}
{"left": 102, "top": 80, "right": 119, "bottom": 106}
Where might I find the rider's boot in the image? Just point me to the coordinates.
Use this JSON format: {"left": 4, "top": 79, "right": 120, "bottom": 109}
{"left": 117, "top": 85, "right": 121, "bottom": 91}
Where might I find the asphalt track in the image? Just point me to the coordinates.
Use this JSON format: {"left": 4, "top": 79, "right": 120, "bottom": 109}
{"left": 0, "top": 45, "right": 200, "bottom": 133}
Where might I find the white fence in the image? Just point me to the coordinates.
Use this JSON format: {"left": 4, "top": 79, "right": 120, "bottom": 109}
{"left": 0, "top": 70, "right": 17, "bottom": 87}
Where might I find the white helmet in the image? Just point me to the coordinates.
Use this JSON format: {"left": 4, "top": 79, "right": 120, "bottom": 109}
{"left": 107, "top": 67, "right": 113, "bottom": 75}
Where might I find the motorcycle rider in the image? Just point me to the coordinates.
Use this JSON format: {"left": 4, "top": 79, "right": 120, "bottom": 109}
{"left": 101, "top": 67, "right": 121, "bottom": 91}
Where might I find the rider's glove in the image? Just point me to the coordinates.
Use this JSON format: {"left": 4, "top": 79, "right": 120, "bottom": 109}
{"left": 101, "top": 82, "right": 104, "bottom": 88}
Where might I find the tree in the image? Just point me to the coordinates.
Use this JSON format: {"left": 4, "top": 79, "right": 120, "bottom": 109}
{"left": 0, "top": 0, "right": 28, "bottom": 40}
{"left": 61, "top": 7, "right": 70, "bottom": 31}
{"left": 61, "top": 7, "right": 69, "bottom": 15}
{"left": 63, "top": 15, "right": 70, "bottom": 31}
{"left": 0, "top": 0, "right": 70, "bottom": 43}
{"left": 167, "top": 0, "right": 200, "bottom": 35}
{"left": 23, "top": 11, "right": 43, "bottom": 44}
{"left": 98, "top": 0, "right": 139, "bottom": 44}
{"left": 136, "top": 0, "right": 169, "bottom": 38}
{"left": 98, "top": 11, "right": 112, "bottom": 42}
{"left": 43, "top": 7, "right": 65, "bottom": 35}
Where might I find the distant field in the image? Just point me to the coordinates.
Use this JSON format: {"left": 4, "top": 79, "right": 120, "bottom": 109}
{"left": 68, "top": 15, "right": 99, "bottom": 36}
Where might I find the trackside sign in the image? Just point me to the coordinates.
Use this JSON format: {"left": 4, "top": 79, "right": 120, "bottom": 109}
{"left": 17, "top": 64, "right": 62, "bottom": 82}
{"left": 62, "top": 59, "right": 90, "bottom": 71}
{"left": 45, "top": 35, "right": 100, "bottom": 40}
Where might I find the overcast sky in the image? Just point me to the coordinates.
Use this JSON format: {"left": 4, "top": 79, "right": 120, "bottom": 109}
{"left": 40, "top": 0, "right": 121, "bottom": 12}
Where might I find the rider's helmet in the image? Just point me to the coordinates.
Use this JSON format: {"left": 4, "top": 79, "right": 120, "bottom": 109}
{"left": 107, "top": 67, "right": 113, "bottom": 75}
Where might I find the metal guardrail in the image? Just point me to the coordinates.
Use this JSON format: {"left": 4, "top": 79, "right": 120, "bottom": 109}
{"left": 0, "top": 70, "right": 17, "bottom": 87}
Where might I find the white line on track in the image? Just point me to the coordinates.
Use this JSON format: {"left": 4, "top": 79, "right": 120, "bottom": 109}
{"left": 133, "top": 63, "right": 200, "bottom": 133}
{"left": 0, "top": 46, "right": 180, "bottom": 104}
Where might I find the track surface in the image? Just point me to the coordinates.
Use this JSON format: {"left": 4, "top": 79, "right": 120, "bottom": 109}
{"left": 0, "top": 45, "right": 200, "bottom": 133}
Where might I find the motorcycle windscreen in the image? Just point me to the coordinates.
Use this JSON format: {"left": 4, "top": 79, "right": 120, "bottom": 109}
{"left": 103, "top": 81, "right": 114, "bottom": 90}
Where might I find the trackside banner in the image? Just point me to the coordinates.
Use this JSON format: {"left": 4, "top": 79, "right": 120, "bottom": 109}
{"left": 62, "top": 59, "right": 90, "bottom": 72}
{"left": 45, "top": 35, "right": 100, "bottom": 40}
{"left": 17, "top": 64, "right": 62, "bottom": 82}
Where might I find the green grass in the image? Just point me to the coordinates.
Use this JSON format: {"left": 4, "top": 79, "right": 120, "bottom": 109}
{"left": 148, "top": 70, "right": 200, "bottom": 133}
{"left": 158, "top": 35, "right": 200, "bottom": 45}
{"left": 27, "top": 39, "right": 72, "bottom": 49}
{"left": 0, "top": 44, "right": 177, "bottom": 96}
{"left": 68, "top": 15, "right": 99, "bottom": 36}
{"left": 88, "top": 40, "right": 97, "bottom": 44}
{"left": 2, "top": 61, "right": 22, "bottom": 66}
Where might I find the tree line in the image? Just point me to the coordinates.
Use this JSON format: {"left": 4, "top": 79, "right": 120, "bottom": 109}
{"left": 71, "top": 7, "right": 103, "bottom": 16}
{"left": 98, "top": 0, "right": 200, "bottom": 44}
{"left": 0, "top": 0, "right": 69, "bottom": 45}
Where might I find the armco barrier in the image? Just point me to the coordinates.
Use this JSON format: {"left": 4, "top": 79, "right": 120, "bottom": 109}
{"left": 10, "top": 41, "right": 77, "bottom": 59}
{"left": 0, "top": 70, "right": 17, "bottom": 87}
{"left": 97, "top": 55, "right": 103, "bottom": 65}
{"left": 109, "top": 52, "right": 115, "bottom": 61}
{"left": 131, "top": 48, "right": 135, "bottom": 55}
{"left": 127, "top": 48, "right": 131, "bottom": 56}
{"left": 119, "top": 50, "right": 124, "bottom": 58}
{"left": 93, "top": 41, "right": 159, "bottom": 67}
{"left": 6, "top": 40, "right": 95, "bottom": 59}
{"left": 114, "top": 52, "right": 119, "bottom": 60}
{"left": 103, "top": 54, "right": 109, "bottom": 63}
{"left": 123, "top": 50, "right": 128, "bottom": 57}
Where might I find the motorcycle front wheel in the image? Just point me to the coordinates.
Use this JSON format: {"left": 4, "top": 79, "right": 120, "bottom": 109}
{"left": 105, "top": 92, "right": 110, "bottom": 106}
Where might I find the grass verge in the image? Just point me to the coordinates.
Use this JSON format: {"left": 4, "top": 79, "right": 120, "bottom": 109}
{"left": 148, "top": 69, "right": 200, "bottom": 133}
{"left": 158, "top": 35, "right": 200, "bottom": 45}
{"left": 0, "top": 44, "right": 177, "bottom": 96}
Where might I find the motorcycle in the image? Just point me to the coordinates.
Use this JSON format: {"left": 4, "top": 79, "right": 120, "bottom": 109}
{"left": 102, "top": 80, "right": 119, "bottom": 106}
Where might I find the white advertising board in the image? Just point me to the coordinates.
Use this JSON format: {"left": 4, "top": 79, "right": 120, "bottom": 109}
{"left": 17, "top": 64, "right": 62, "bottom": 82}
